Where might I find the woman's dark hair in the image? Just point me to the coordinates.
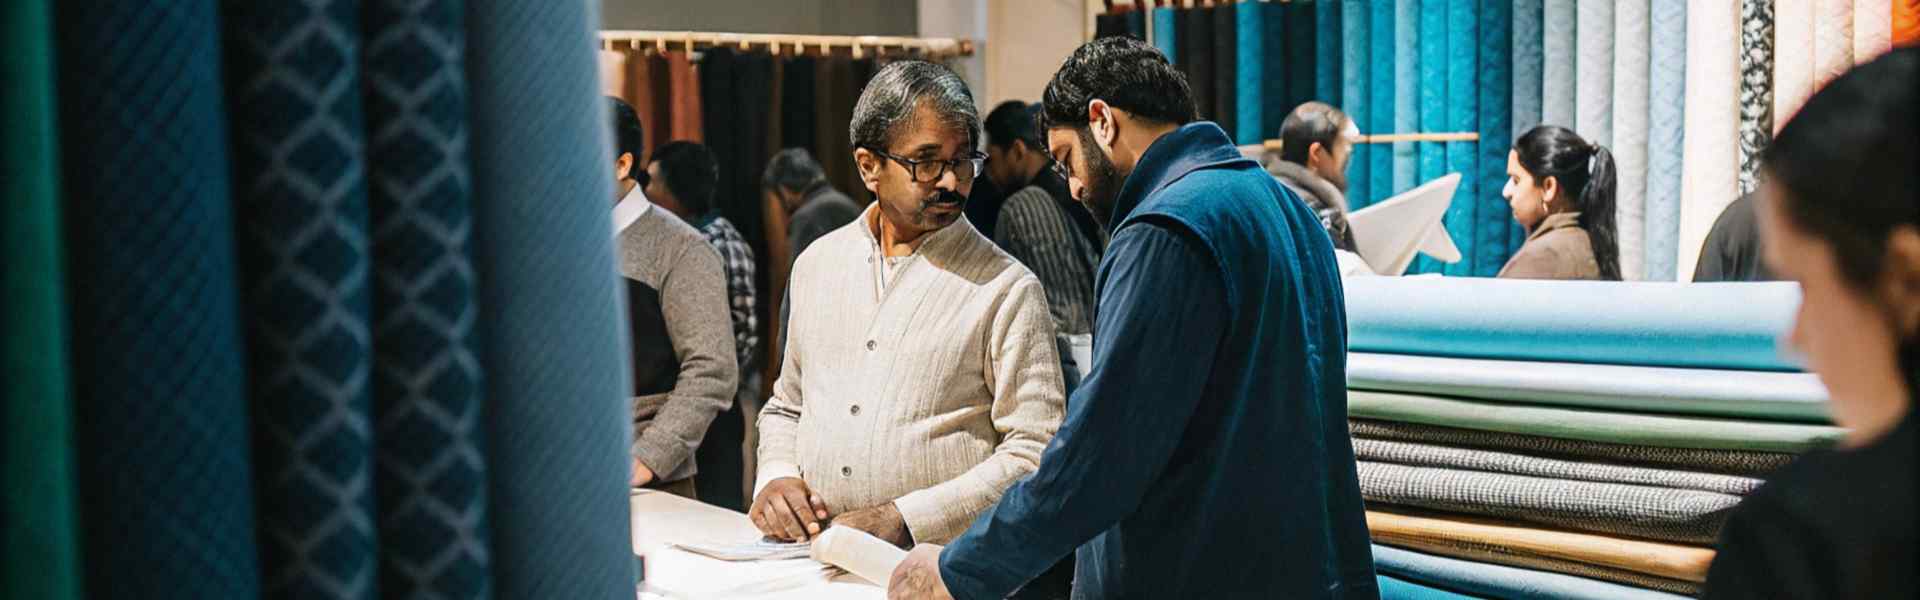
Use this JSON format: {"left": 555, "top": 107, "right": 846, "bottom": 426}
{"left": 1040, "top": 36, "right": 1196, "bottom": 131}
{"left": 650, "top": 141, "right": 719, "bottom": 216}
{"left": 1514, "top": 125, "right": 1621, "bottom": 280}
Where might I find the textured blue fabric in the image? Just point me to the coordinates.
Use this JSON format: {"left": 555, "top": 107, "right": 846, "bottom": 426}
{"left": 1374, "top": 544, "right": 1691, "bottom": 600}
{"left": 1126, "top": 8, "right": 1145, "bottom": 39}
{"left": 221, "top": 2, "right": 379, "bottom": 595}
{"left": 1235, "top": 2, "right": 1283, "bottom": 145}
{"left": 1153, "top": 7, "right": 1178, "bottom": 63}
{"left": 1542, "top": 0, "right": 1578, "bottom": 127}
{"left": 1411, "top": 0, "right": 1448, "bottom": 274}
{"left": 1442, "top": 0, "right": 1479, "bottom": 277}
{"left": 1393, "top": 0, "right": 1419, "bottom": 195}
{"left": 465, "top": 1, "right": 636, "bottom": 597}
{"left": 1369, "top": 0, "right": 1397, "bottom": 207}
{"left": 1342, "top": 0, "right": 1373, "bottom": 208}
{"left": 1211, "top": 4, "right": 1238, "bottom": 139}
{"left": 1317, "top": 0, "right": 1343, "bottom": 106}
{"left": 1284, "top": 2, "right": 1318, "bottom": 112}
{"left": 1345, "top": 278, "right": 1802, "bottom": 371}
{"left": 54, "top": 0, "right": 262, "bottom": 596}
{"left": 1513, "top": 0, "right": 1545, "bottom": 141}
{"left": 1379, "top": 573, "right": 1479, "bottom": 599}
{"left": 1477, "top": 0, "right": 1519, "bottom": 276}
{"left": 1646, "top": 0, "right": 1687, "bottom": 281}
{"left": 363, "top": 0, "right": 493, "bottom": 597}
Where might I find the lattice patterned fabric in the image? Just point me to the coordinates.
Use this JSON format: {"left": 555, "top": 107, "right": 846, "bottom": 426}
{"left": 362, "top": 0, "right": 492, "bottom": 597}
{"left": 1815, "top": 0, "right": 1856, "bottom": 90}
{"left": 1358, "top": 462, "right": 1740, "bottom": 544}
{"left": 1353, "top": 438, "right": 1764, "bottom": 495}
{"left": 1614, "top": 0, "right": 1652, "bottom": 280}
{"left": 55, "top": 0, "right": 262, "bottom": 596}
{"left": 1349, "top": 419, "right": 1797, "bottom": 476}
{"left": 1738, "top": 0, "right": 1775, "bottom": 197}
{"left": 1775, "top": 0, "right": 1815, "bottom": 133}
{"left": 1644, "top": 0, "right": 1686, "bottom": 281}
{"left": 1541, "top": 0, "right": 1577, "bottom": 128}
{"left": 1576, "top": 0, "right": 1615, "bottom": 146}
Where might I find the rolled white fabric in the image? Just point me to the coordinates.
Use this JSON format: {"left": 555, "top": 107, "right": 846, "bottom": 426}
{"left": 1813, "top": 0, "right": 1854, "bottom": 90}
{"left": 1576, "top": 0, "right": 1615, "bottom": 146}
{"left": 1856, "top": 0, "right": 1894, "bottom": 62}
{"left": 1679, "top": 0, "right": 1739, "bottom": 281}
{"left": 1774, "top": 0, "right": 1814, "bottom": 133}
{"left": 811, "top": 527, "right": 908, "bottom": 586}
{"left": 1613, "top": 0, "right": 1651, "bottom": 280}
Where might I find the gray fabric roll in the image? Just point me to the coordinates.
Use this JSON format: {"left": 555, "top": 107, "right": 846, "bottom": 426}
{"left": 1359, "top": 461, "right": 1739, "bottom": 544}
{"left": 1349, "top": 419, "right": 1796, "bottom": 476}
{"left": 1353, "top": 438, "right": 1765, "bottom": 495}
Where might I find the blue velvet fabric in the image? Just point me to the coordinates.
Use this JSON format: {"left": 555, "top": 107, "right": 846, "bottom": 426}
{"left": 1342, "top": 0, "right": 1373, "bottom": 208}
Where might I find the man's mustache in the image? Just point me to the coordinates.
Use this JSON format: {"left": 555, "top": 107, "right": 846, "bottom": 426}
{"left": 925, "top": 191, "right": 966, "bottom": 206}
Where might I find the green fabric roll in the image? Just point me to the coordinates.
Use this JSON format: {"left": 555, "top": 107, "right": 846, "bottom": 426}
{"left": 1347, "top": 391, "right": 1846, "bottom": 453}
{"left": 2, "top": 1, "right": 79, "bottom": 598}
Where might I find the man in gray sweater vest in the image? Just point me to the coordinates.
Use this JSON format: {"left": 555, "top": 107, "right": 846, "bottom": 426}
{"left": 609, "top": 97, "right": 737, "bottom": 499}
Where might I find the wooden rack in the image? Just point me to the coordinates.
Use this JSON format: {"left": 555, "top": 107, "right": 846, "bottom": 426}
{"left": 599, "top": 30, "right": 974, "bottom": 59}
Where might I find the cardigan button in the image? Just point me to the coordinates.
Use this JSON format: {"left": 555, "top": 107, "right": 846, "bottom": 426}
{"left": 841, "top": 466, "right": 853, "bottom": 477}
{"left": 865, "top": 340, "right": 876, "bottom": 351}
{"left": 850, "top": 405, "right": 861, "bottom": 416}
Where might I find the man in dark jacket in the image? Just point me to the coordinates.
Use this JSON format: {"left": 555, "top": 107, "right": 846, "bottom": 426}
{"left": 887, "top": 37, "right": 1378, "bottom": 600}
{"left": 1268, "top": 101, "right": 1361, "bottom": 252}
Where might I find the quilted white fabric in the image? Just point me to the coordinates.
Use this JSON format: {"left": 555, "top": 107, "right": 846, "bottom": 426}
{"left": 1613, "top": 0, "right": 1650, "bottom": 281}
{"left": 1679, "top": 0, "right": 1739, "bottom": 281}
{"left": 1576, "top": 0, "right": 1615, "bottom": 146}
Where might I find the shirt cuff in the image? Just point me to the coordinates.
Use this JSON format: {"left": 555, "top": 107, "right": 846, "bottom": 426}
{"left": 631, "top": 430, "right": 689, "bottom": 482}
{"left": 892, "top": 486, "right": 961, "bottom": 545}
{"left": 752, "top": 460, "right": 802, "bottom": 499}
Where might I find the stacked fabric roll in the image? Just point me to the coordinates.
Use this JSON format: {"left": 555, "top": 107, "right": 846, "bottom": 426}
{"left": 1344, "top": 278, "right": 1845, "bottom": 598}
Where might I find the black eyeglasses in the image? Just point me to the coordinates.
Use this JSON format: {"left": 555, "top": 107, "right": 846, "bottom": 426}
{"left": 864, "top": 147, "right": 987, "bottom": 184}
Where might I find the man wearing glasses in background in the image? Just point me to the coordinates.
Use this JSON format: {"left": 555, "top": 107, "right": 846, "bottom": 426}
{"left": 749, "top": 61, "right": 1066, "bottom": 561}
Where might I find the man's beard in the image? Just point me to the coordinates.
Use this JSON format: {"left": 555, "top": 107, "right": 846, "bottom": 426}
{"left": 1077, "top": 128, "right": 1126, "bottom": 228}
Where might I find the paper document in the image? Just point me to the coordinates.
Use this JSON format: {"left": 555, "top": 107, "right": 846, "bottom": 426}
{"left": 671, "top": 538, "right": 815, "bottom": 562}
{"left": 1347, "top": 173, "right": 1464, "bottom": 276}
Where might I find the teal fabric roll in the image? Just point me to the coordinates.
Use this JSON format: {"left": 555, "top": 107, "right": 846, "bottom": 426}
{"left": 55, "top": 0, "right": 261, "bottom": 596}
{"left": 1542, "top": 0, "right": 1577, "bottom": 127}
{"left": 1394, "top": 0, "right": 1420, "bottom": 196}
{"left": 1127, "top": 7, "right": 1146, "bottom": 39}
{"left": 1236, "top": 1, "right": 1287, "bottom": 145}
{"left": 1344, "top": 277, "right": 1802, "bottom": 371}
{"left": 466, "top": 0, "right": 637, "bottom": 597}
{"left": 1347, "top": 353, "right": 1832, "bottom": 423}
{"left": 1153, "top": 7, "right": 1178, "bottom": 63}
{"left": 1443, "top": 0, "right": 1480, "bottom": 277}
{"left": 1411, "top": 0, "right": 1449, "bottom": 274}
{"left": 1369, "top": 0, "right": 1398, "bottom": 206}
{"left": 362, "top": 0, "right": 493, "bottom": 596}
{"left": 1178, "top": 7, "right": 1214, "bottom": 122}
{"left": 1374, "top": 544, "right": 1692, "bottom": 600}
{"left": 221, "top": 2, "right": 379, "bottom": 594}
{"left": 1512, "top": 0, "right": 1545, "bottom": 140}
{"left": 1347, "top": 391, "right": 1846, "bottom": 453}
{"left": 1211, "top": 4, "right": 1237, "bottom": 138}
{"left": 2, "top": 1, "right": 78, "bottom": 597}
{"left": 1477, "top": 0, "right": 1519, "bottom": 276}
{"left": 1645, "top": 0, "right": 1687, "bottom": 281}
{"left": 1341, "top": 0, "right": 1372, "bottom": 208}
{"left": 1380, "top": 573, "right": 1480, "bottom": 599}
{"left": 1284, "top": 2, "right": 1318, "bottom": 111}
{"left": 1317, "top": 0, "right": 1343, "bottom": 106}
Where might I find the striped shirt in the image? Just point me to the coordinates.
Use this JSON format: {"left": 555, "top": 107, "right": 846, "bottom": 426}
{"left": 993, "top": 185, "right": 1103, "bottom": 335}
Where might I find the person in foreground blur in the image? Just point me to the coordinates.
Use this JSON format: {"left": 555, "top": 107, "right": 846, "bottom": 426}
{"left": 607, "top": 98, "right": 736, "bottom": 498}
{"left": 887, "top": 36, "right": 1377, "bottom": 600}
{"left": 1268, "top": 101, "right": 1361, "bottom": 252}
{"left": 749, "top": 61, "right": 1065, "bottom": 550}
{"left": 1498, "top": 125, "right": 1623, "bottom": 280}
{"left": 1700, "top": 47, "right": 1917, "bottom": 599}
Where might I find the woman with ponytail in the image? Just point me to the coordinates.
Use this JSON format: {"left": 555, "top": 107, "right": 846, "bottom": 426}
{"left": 1700, "top": 47, "right": 1918, "bottom": 599}
{"left": 1499, "top": 125, "right": 1622, "bottom": 280}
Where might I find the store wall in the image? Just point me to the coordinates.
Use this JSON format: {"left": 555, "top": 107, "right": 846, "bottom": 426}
{"left": 602, "top": 0, "right": 916, "bottom": 36}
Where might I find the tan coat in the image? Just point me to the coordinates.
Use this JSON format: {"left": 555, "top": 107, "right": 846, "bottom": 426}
{"left": 1498, "top": 211, "right": 1604, "bottom": 280}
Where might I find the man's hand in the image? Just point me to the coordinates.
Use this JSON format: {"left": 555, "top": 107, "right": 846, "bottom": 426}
{"left": 831, "top": 502, "right": 912, "bottom": 548}
{"left": 631, "top": 458, "right": 655, "bottom": 487}
{"left": 887, "top": 544, "right": 953, "bottom": 600}
{"left": 750, "top": 477, "right": 830, "bottom": 541}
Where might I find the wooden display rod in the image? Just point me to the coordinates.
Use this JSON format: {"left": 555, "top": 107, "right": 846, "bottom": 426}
{"left": 1260, "top": 132, "right": 1481, "bottom": 151}
{"left": 599, "top": 30, "right": 974, "bottom": 58}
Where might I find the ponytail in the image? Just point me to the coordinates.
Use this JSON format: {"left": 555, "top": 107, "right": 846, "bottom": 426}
{"left": 1578, "top": 145, "right": 1622, "bottom": 280}
{"left": 1514, "top": 125, "right": 1624, "bottom": 280}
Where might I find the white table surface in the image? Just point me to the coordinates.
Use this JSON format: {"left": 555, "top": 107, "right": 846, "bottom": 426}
{"left": 631, "top": 489, "right": 888, "bottom": 600}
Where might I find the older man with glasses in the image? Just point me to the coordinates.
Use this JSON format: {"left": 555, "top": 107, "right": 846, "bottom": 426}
{"left": 748, "top": 61, "right": 1066, "bottom": 562}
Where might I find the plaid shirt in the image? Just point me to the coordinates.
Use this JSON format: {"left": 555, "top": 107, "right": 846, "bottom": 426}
{"left": 693, "top": 214, "right": 758, "bottom": 374}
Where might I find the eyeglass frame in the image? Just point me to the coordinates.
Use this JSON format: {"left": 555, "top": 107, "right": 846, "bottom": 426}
{"left": 860, "top": 146, "right": 988, "bottom": 184}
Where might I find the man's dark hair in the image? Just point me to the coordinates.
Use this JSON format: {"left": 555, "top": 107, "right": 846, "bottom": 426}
{"left": 850, "top": 60, "right": 980, "bottom": 152}
{"left": 762, "top": 147, "right": 828, "bottom": 193}
{"left": 607, "top": 96, "right": 646, "bottom": 184}
{"left": 985, "top": 100, "right": 1042, "bottom": 151}
{"left": 1278, "top": 102, "right": 1350, "bottom": 165}
{"left": 1040, "top": 36, "right": 1196, "bottom": 131}
{"left": 650, "top": 141, "right": 719, "bottom": 216}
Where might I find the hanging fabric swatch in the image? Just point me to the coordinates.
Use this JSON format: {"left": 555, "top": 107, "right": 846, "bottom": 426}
{"left": 815, "top": 55, "right": 859, "bottom": 205}
{"left": 1238, "top": 1, "right": 1288, "bottom": 145}
{"left": 1212, "top": 4, "right": 1238, "bottom": 138}
{"left": 1614, "top": 0, "right": 1652, "bottom": 281}
{"left": 1679, "top": 0, "right": 1740, "bottom": 281}
{"left": 1513, "top": 0, "right": 1545, "bottom": 142}
{"left": 1898, "top": 0, "right": 1920, "bottom": 46}
{"left": 1341, "top": 0, "right": 1373, "bottom": 208}
{"left": 1285, "top": 1, "right": 1320, "bottom": 111}
{"left": 1394, "top": 0, "right": 1419, "bottom": 195}
{"left": 1576, "top": 0, "right": 1614, "bottom": 147}
{"left": 1154, "top": 6, "right": 1179, "bottom": 63}
{"left": 1128, "top": 7, "right": 1147, "bottom": 39}
{"left": 1476, "top": 0, "right": 1517, "bottom": 276}
{"left": 702, "top": 48, "right": 776, "bottom": 280}
{"left": 780, "top": 55, "right": 818, "bottom": 151}
{"left": 1775, "top": 0, "right": 1815, "bottom": 133}
{"left": 1738, "top": 0, "right": 1775, "bottom": 198}
{"left": 1857, "top": 0, "right": 1894, "bottom": 59}
{"left": 1179, "top": 7, "right": 1215, "bottom": 123}
{"left": 667, "top": 51, "right": 705, "bottom": 143}
{"left": 1371, "top": 0, "right": 1398, "bottom": 204}
{"left": 466, "top": 0, "right": 637, "bottom": 595}
{"left": 1317, "top": 0, "right": 1344, "bottom": 106}
{"left": 1442, "top": 0, "right": 1480, "bottom": 277}
{"left": 221, "top": 2, "right": 379, "bottom": 596}
{"left": 1542, "top": 0, "right": 1578, "bottom": 128}
{"left": 2, "top": 1, "right": 78, "bottom": 598}
{"left": 1646, "top": 0, "right": 1688, "bottom": 281}
{"left": 360, "top": 0, "right": 493, "bottom": 596}
{"left": 1095, "top": 9, "right": 1129, "bottom": 39}
{"left": 1814, "top": 0, "right": 1855, "bottom": 90}
{"left": 55, "top": 0, "right": 261, "bottom": 595}
{"left": 1411, "top": 0, "right": 1448, "bottom": 275}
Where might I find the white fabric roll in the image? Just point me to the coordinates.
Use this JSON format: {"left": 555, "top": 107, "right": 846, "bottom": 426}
{"left": 1542, "top": 0, "right": 1579, "bottom": 128}
{"left": 811, "top": 527, "right": 907, "bottom": 586}
{"left": 1679, "top": 0, "right": 1740, "bottom": 282}
{"left": 1576, "top": 0, "right": 1615, "bottom": 146}
{"left": 1613, "top": 0, "right": 1650, "bottom": 281}
{"left": 1856, "top": 0, "right": 1894, "bottom": 62}
{"left": 1774, "top": 0, "right": 1814, "bottom": 133}
{"left": 1814, "top": 0, "right": 1855, "bottom": 90}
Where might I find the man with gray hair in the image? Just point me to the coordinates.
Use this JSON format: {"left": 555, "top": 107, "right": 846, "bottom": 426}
{"left": 750, "top": 61, "right": 1066, "bottom": 552}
